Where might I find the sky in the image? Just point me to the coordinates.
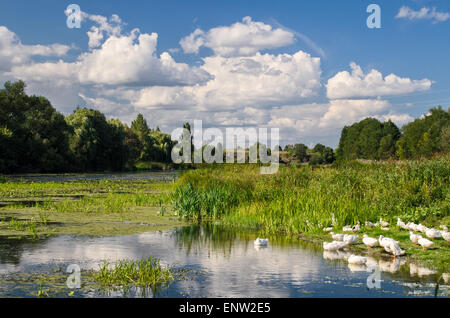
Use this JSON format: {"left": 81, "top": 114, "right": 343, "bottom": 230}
{"left": 0, "top": 0, "right": 449, "bottom": 148}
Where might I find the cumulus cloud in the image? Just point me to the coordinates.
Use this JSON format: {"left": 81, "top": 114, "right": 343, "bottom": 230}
{"left": 326, "top": 63, "right": 432, "bottom": 99}
{"left": 319, "top": 99, "right": 391, "bottom": 128}
{"left": 0, "top": 26, "right": 71, "bottom": 72}
{"left": 135, "top": 50, "right": 322, "bottom": 110}
{"left": 396, "top": 6, "right": 450, "bottom": 23}
{"left": 10, "top": 17, "right": 212, "bottom": 87}
{"left": 180, "top": 16, "right": 295, "bottom": 57}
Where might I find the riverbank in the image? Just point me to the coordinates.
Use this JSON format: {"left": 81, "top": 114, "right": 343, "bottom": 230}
{"left": 171, "top": 158, "right": 450, "bottom": 271}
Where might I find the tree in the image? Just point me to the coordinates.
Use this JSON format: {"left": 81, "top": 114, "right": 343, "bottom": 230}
{"left": 0, "top": 81, "right": 72, "bottom": 173}
{"left": 336, "top": 117, "right": 401, "bottom": 160}
{"left": 294, "top": 144, "right": 308, "bottom": 162}
{"left": 396, "top": 107, "right": 449, "bottom": 159}
{"left": 66, "top": 108, "right": 119, "bottom": 171}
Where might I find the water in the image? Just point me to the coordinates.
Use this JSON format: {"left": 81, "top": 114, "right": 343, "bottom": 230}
{"left": 0, "top": 225, "right": 448, "bottom": 298}
{"left": 5, "top": 171, "right": 179, "bottom": 183}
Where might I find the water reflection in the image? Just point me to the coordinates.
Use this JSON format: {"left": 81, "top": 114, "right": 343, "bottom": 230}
{"left": 0, "top": 225, "right": 448, "bottom": 298}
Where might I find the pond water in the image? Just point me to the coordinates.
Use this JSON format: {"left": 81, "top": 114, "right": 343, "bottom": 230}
{"left": 0, "top": 225, "right": 448, "bottom": 298}
{"left": 5, "top": 171, "right": 180, "bottom": 183}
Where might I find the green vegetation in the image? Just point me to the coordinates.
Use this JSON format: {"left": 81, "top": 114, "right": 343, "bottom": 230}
{"left": 92, "top": 256, "right": 175, "bottom": 294}
{"left": 283, "top": 143, "right": 335, "bottom": 164}
{"left": 337, "top": 106, "right": 449, "bottom": 161}
{"left": 336, "top": 118, "right": 401, "bottom": 160}
{"left": 172, "top": 158, "right": 450, "bottom": 269}
{"left": 396, "top": 106, "right": 450, "bottom": 159}
{"left": 0, "top": 81, "right": 176, "bottom": 174}
{"left": 0, "top": 178, "right": 183, "bottom": 238}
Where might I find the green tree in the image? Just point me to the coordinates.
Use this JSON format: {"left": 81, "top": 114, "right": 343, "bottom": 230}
{"left": 0, "top": 81, "right": 72, "bottom": 173}
{"left": 396, "top": 106, "right": 449, "bottom": 159}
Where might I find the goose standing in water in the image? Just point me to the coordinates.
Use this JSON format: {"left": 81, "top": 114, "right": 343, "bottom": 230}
{"left": 323, "top": 241, "right": 347, "bottom": 251}
{"left": 254, "top": 238, "right": 269, "bottom": 246}
{"left": 347, "top": 254, "right": 367, "bottom": 265}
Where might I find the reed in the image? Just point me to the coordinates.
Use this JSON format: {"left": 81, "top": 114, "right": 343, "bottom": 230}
{"left": 172, "top": 157, "right": 450, "bottom": 234}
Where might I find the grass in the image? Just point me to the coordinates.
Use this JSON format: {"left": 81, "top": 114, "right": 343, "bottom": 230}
{"left": 171, "top": 157, "right": 450, "bottom": 270}
{"left": 92, "top": 256, "right": 175, "bottom": 293}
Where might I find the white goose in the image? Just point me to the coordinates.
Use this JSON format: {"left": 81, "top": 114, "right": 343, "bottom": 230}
{"left": 379, "top": 218, "right": 389, "bottom": 227}
{"left": 254, "top": 238, "right": 269, "bottom": 246}
{"left": 425, "top": 228, "right": 442, "bottom": 239}
{"left": 352, "top": 222, "right": 361, "bottom": 232}
{"left": 343, "top": 234, "right": 359, "bottom": 245}
{"left": 342, "top": 225, "right": 353, "bottom": 232}
{"left": 406, "top": 222, "right": 419, "bottom": 232}
{"left": 379, "top": 235, "right": 398, "bottom": 248}
{"left": 418, "top": 237, "right": 434, "bottom": 251}
{"left": 383, "top": 239, "right": 405, "bottom": 258}
{"left": 330, "top": 232, "right": 345, "bottom": 242}
{"left": 362, "top": 234, "right": 378, "bottom": 248}
{"left": 442, "top": 231, "right": 450, "bottom": 242}
{"left": 409, "top": 232, "right": 422, "bottom": 245}
{"left": 397, "top": 218, "right": 408, "bottom": 230}
{"left": 365, "top": 221, "right": 376, "bottom": 228}
{"left": 347, "top": 254, "right": 367, "bottom": 265}
{"left": 323, "top": 241, "right": 347, "bottom": 251}
{"left": 417, "top": 224, "right": 428, "bottom": 233}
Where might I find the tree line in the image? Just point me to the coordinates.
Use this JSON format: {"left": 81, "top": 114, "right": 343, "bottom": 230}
{"left": 336, "top": 106, "right": 449, "bottom": 161}
{"left": 0, "top": 81, "right": 175, "bottom": 173}
{"left": 1, "top": 80, "right": 448, "bottom": 173}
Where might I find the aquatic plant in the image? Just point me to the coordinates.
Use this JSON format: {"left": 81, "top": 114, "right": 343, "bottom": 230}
{"left": 92, "top": 256, "right": 174, "bottom": 293}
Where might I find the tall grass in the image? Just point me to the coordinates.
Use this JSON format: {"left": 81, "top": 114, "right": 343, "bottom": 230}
{"left": 172, "top": 157, "right": 449, "bottom": 234}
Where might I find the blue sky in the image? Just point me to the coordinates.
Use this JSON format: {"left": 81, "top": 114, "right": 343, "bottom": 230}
{"left": 0, "top": 0, "right": 449, "bottom": 147}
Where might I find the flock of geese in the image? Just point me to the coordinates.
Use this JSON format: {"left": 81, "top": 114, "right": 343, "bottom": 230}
{"left": 254, "top": 218, "right": 449, "bottom": 283}
{"left": 323, "top": 217, "right": 449, "bottom": 254}
{"left": 321, "top": 217, "right": 450, "bottom": 273}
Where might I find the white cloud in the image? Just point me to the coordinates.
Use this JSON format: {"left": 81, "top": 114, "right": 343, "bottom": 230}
{"left": 180, "top": 16, "right": 295, "bottom": 57}
{"left": 326, "top": 63, "right": 431, "bottom": 99}
{"left": 136, "top": 50, "right": 322, "bottom": 111}
{"left": 375, "top": 112, "right": 414, "bottom": 127}
{"left": 0, "top": 26, "right": 71, "bottom": 72}
{"left": 319, "top": 99, "right": 390, "bottom": 128}
{"left": 396, "top": 6, "right": 450, "bottom": 23}
{"left": 10, "top": 20, "right": 212, "bottom": 87}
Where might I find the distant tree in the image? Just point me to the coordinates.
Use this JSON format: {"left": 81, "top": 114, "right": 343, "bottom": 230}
{"left": 336, "top": 118, "right": 400, "bottom": 160}
{"left": 396, "top": 106, "right": 449, "bottom": 159}
{"left": 294, "top": 144, "right": 308, "bottom": 162}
